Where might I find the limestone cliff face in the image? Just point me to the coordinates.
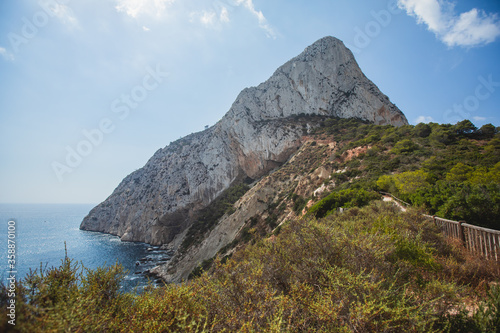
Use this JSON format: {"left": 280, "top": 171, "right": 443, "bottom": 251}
{"left": 80, "top": 36, "right": 408, "bottom": 247}
{"left": 153, "top": 138, "right": 339, "bottom": 283}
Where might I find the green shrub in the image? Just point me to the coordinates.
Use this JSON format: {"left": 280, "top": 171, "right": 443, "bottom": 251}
{"left": 447, "top": 284, "right": 500, "bottom": 332}
{"left": 391, "top": 139, "right": 420, "bottom": 154}
{"left": 308, "top": 188, "right": 380, "bottom": 218}
{"left": 292, "top": 194, "right": 309, "bottom": 213}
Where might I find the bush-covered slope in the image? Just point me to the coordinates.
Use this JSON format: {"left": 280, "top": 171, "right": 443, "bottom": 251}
{"left": 3, "top": 203, "right": 499, "bottom": 332}
{"left": 309, "top": 118, "right": 500, "bottom": 229}
{"left": 160, "top": 116, "right": 499, "bottom": 285}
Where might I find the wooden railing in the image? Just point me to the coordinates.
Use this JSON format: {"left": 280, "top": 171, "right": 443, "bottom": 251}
{"left": 462, "top": 223, "right": 500, "bottom": 262}
{"left": 423, "top": 215, "right": 463, "bottom": 239}
{"left": 423, "top": 215, "right": 500, "bottom": 262}
{"left": 379, "top": 192, "right": 500, "bottom": 261}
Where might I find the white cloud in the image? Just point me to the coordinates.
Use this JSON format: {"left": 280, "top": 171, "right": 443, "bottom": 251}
{"left": 398, "top": 0, "right": 500, "bottom": 47}
{"left": 51, "top": 3, "right": 80, "bottom": 29}
{"left": 235, "top": 0, "right": 277, "bottom": 38}
{"left": 443, "top": 9, "right": 500, "bottom": 47}
{"left": 142, "top": 25, "right": 150, "bottom": 31}
{"left": 115, "top": 0, "right": 175, "bottom": 18}
{"left": 415, "top": 115, "right": 434, "bottom": 123}
{"left": 220, "top": 6, "right": 230, "bottom": 23}
{"left": 0, "top": 47, "right": 14, "bottom": 61}
{"left": 200, "top": 11, "right": 216, "bottom": 26}
{"left": 114, "top": 0, "right": 276, "bottom": 38}
{"left": 39, "top": 1, "right": 80, "bottom": 29}
{"left": 473, "top": 116, "right": 486, "bottom": 121}
{"left": 190, "top": 6, "right": 231, "bottom": 28}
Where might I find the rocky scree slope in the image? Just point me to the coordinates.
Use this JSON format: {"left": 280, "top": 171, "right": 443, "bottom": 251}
{"left": 154, "top": 132, "right": 344, "bottom": 282}
{"left": 80, "top": 36, "right": 407, "bottom": 259}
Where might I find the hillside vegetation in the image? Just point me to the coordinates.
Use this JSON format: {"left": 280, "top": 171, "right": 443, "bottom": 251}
{"left": 2, "top": 118, "right": 499, "bottom": 332}
{"left": 205, "top": 117, "right": 499, "bottom": 260}
{"left": 2, "top": 203, "right": 499, "bottom": 332}
{"left": 310, "top": 118, "right": 499, "bottom": 229}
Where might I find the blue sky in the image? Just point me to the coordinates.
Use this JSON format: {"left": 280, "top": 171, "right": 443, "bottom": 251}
{"left": 1, "top": 0, "right": 499, "bottom": 204}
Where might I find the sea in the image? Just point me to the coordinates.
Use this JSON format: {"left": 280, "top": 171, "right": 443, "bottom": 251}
{"left": 0, "top": 203, "right": 165, "bottom": 293}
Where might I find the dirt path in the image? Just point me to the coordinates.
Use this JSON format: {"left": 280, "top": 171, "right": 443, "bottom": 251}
{"left": 382, "top": 195, "right": 407, "bottom": 212}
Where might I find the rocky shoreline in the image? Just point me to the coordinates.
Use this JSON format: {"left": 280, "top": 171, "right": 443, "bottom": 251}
{"left": 133, "top": 245, "right": 174, "bottom": 284}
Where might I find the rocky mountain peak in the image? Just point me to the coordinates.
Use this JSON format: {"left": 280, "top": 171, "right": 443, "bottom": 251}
{"left": 223, "top": 35, "right": 405, "bottom": 126}
{"left": 297, "top": 36, "right": 351, "bottom": 61}
{"left": 80, "top": 36, "right": 408, "bottom": 250}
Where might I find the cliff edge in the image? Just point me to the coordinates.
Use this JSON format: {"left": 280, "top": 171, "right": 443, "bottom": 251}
{"left": 80, "top": 36, "right": 407, "bottom": 256}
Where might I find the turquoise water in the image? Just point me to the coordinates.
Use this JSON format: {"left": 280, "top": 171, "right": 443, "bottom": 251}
{"left": 0, "top": 203, "right": 157, "bottom": 293}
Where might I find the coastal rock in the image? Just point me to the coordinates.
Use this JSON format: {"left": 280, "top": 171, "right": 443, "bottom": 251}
{"left": 80, "top": 37, "right": 408, "bottom": 270}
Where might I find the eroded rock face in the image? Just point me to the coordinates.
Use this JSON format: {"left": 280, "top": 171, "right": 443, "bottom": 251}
{"left": 80, "top": 36, "right": 407, "bottom": 246}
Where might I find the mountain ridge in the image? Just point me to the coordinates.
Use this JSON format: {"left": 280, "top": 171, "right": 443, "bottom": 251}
{"left": 80, "top": 36, "right": 407, "bottom": 255}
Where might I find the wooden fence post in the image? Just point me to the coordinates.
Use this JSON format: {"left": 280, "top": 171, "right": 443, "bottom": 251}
{"left": 458, "top": 221, "right": 466, "bottom": 247}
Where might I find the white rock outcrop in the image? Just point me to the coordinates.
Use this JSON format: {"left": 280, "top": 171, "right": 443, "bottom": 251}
{"left": 80, "top": 36, "right": 407, "bottom": 248}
